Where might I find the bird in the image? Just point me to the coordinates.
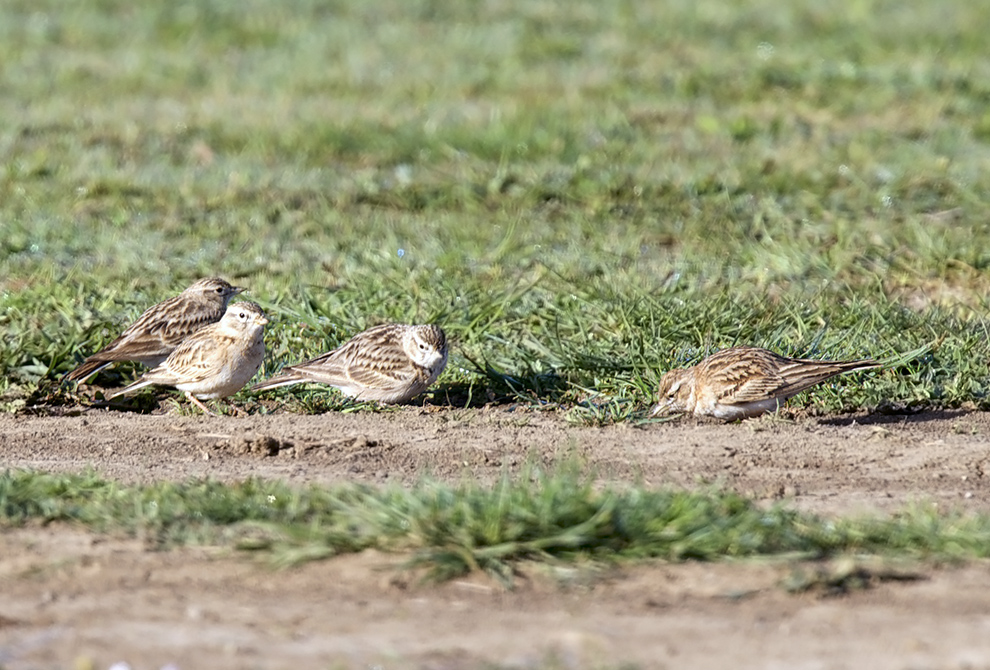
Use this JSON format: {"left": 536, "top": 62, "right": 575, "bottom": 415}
{"left": 108, "top": 301, "right": 268, "bottom": 415}
{"left": 64, "top": 277, "right": 244, "bottom": 383}
{"left": 251, "top": 323, "right": 448, "bottom": 404}
{"left": 650, "top": 346, "right": 881, "bottom": 421}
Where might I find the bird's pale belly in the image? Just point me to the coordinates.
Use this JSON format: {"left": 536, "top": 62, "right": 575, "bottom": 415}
{"left": 709, "top": 398, "right": 783, "bottom": 420}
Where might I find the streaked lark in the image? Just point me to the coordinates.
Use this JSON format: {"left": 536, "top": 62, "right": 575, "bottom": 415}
{"left": 650, "top": 346, "right": 880, "bottom": 421}
{"left": 65, "top": 277, "right": 243, "bottom": 383}
{"left": 108, "top": 301, "right": 268, "bottom": 415}
{"left": 251, "top": 323, "right": 448, "bottom": 404}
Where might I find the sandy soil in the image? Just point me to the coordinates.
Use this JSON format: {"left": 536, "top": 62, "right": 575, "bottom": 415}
{"left": 2, "top": 405, "right": 990, "bottom": 669}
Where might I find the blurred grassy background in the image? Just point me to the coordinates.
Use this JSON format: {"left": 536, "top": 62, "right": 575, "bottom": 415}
{"left": 2, "top": 0, "right": 989, "bottom": 417}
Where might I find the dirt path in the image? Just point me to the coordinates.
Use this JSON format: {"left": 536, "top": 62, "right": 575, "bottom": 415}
{"left": 2, "top": 407, "right": 990, "bottom": 668}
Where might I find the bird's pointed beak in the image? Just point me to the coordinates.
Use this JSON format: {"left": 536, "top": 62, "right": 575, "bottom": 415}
{"left": 648, "top": 402, "right": 667, "bottom": 418}
{"left": 258, "top": 315, "right": 269, "bottom": 326}
{"left": 232, "top": 286, "right": 247, "bottom": 295}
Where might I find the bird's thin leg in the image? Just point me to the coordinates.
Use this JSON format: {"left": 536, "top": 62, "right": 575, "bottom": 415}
{"left": 185, "top": 391, "right": 217, "bottom": 416}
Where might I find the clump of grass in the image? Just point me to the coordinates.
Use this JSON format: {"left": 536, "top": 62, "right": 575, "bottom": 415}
{"left": 2, "top": 468, "right": 989, "bottom": 583}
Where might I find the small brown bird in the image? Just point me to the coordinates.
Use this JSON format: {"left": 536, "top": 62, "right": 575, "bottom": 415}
{"left": 64, "top": 277, "right": 244, "bottom": 383}
{"left": 108, "top": 302, "right": 268, "bottom": 415}
{"left": 251, "top": 323, "right": 448, "bottom": 404}
{"left": 650, "top": 346, "right": 880, "bottom": 421}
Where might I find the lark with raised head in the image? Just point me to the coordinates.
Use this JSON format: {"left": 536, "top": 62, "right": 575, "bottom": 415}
{"left": 650, "top": 346, "right": 880, "bottom": 421}
{"left": 65, "top": 277, "right": 243, "bottom": 383}
{"left": 108, "top": 302, "right": 268, "bottom": 415}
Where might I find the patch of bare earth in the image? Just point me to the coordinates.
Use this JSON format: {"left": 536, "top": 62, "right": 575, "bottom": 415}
{"left": 2, "top": 406, "right": 990, "bottom": 669}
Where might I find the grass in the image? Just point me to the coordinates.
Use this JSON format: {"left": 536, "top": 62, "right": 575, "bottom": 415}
{"left": 1, "top": 0, "right": 990, "bottom": 591}
{"left": 0, "top": 0, "right": 988, "bottom": 417}
{"left": 2, "top": 467, "right": 989, "bottom": 584}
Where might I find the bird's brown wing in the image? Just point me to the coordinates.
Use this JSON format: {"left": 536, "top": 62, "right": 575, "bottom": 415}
{"left": 98, "top": 297, "right": 223, "bottom": 361}
{"left": 774, "top": 358, "right": 880, "bottom": 398}
{"left": 706, "top": 348, "right": 791, "bottom": 405}
{"left": 133, "top": 328, "right": 230, "bottom": 388}
{"left": 345, "top": 348, "right": 420, "bottom": 390}
{"left": 65, "top": 296, "right": 224, "bottom": 381}
{"left": 296, "top": 330, "right": 417, "bottom": 390}
{"left": 252, "top": 324, "right": 414, "bottom": 393}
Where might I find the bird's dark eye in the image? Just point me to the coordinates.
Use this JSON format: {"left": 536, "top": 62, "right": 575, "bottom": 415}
{"left": 216, "top": 287, "right": 225, "bottom": 293}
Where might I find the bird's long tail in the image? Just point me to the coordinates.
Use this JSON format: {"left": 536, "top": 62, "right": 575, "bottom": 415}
{"left": 777, "top": 358, "right": 880, "bottom": 397}
{"left": 249, "top": 373, "right": 305, "bottom": 393}
{"left": 63, "top": 359, "right": 110, "bottom": 383}
{"left": 107, "top": 378, "right": 157, "bottom": 400}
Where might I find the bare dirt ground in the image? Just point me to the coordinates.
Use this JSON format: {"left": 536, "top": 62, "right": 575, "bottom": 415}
{"left": 2, "top": 405, "right": 990, "bottom": 669}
